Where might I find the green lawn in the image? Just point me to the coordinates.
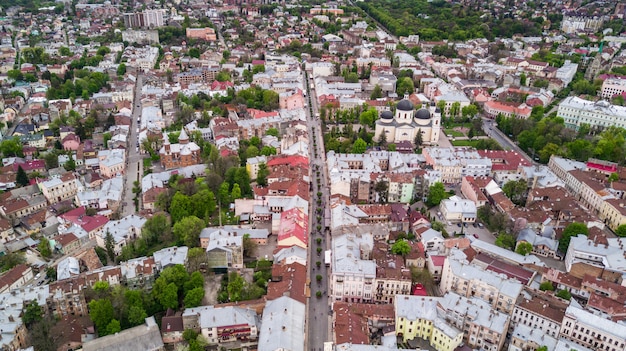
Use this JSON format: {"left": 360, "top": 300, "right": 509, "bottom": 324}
{"left": 444, "top": 129, "right": 465, "bottom": 137}
{"left": 450, "top": 139, "right": 482, "bottom": 147}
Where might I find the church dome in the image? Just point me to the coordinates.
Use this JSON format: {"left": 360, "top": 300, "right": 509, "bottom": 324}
{"left": 381, "top": 110, "right": 393, "bottom": 120}
{"left": 415, "top": 108, "right": 431, "bottom": 120}
{"left": 396, "top": 99, "right": 414, "bottom": 111}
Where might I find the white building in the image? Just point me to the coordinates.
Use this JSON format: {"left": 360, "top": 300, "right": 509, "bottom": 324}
{"left": 601, "top": 78, "right": 626, "bottom": 99}
{"left": 98, "top": 214, "right": 147, "bottom": 256}
{"left": 440, "top": 195, "right": 477, "bottom": 223}
{"left": 564, "top": 234, "right": 626, "bottom": 272}
{"left": 557, "top": 97, "right": 626, "bottom": 130}
{"left": 559, "top": 305, "right": 626, "bottom": 351}
{"left": 330, "top": 233, "right": 376, "bottom": 303}
{"left": 258, "top": 296, "right": 305, "bottom": 351}
{"left": 374, "top": 95, "right": 441, "bottom": 145}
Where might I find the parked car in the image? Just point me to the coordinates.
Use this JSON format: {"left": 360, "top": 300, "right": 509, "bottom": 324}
{"left": 472, "top": 223, "right": 477, "bottom": 228}
{"left": 478, "top": 223, "right": 484, "bottom": 228}
{"left": 473, "top": 234, "right": 479, "bottom": 239}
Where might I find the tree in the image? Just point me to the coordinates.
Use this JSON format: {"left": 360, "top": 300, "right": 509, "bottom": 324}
{"left": 396, "top": 77, "right": 414, "bottom": 96}
{"left": 0, "top": 253, "right": 25, "bottom": 272}
{"left": 245, "top": 145, "right": 260, "bottom": 159}
{"left": 104, "top": 231, "right": 115, "bottom": 261}
{"left": 370, "top": 84, "right": 383, "bottom": 99}
{"left": 616, "top": 224, "right": 626, "bottom": 237}
{"left": 374, "top": 180, "right": 389, "bottom": 203}
{"left": 359, "top": 108, "right": 377, "bottom": 127}
{"left": 95, "top": 247, "right": 108, "bottom": 266}
{"left": 231, "top": 183, "right": 242, "bottom": 200}
{"left": 257, "top": 163, "right": 269, "bottom": 186}
{"left": 536, "top": 346, "right": 548, "bottom": 351}
{"left": 515, "top": 242, "right": 533, "bottom": 256}
{"left": 227, "top": 272, "right": 245, "bottom": 302}
{"left": 243, "top": 233, "right": 257, "bottom": 258}
{"left": 265, "top": 128, "right": 279, "bottom": 137}
{"left": 22, "top": 300, "right": 43, "bottom": 326}
{"left": 64, "top": 157, "right": 76, "bottom": 171}
{"left": 414, "top": 129, "right": 423, "bottom": 151}
{"left": 16, "top": 166, "right": 29, "bottom": 187}
{"left": 556, "top": 289, "right": 572, "bottom": 300}
{"left": 559, "top": 222, "right": 588, "bottom": 253}
{"left": 27, "top": 316, "right": 62, "bottom": 351}
{"left": 378, "top": 131, "right": 387, "bottom": 146}
{"left": 539, "top": 281, "right": 555, "bottom": 291}
{"left": 116, "top": 63, "right": 126, "bottom": 76}
{"left": 158, "top": 282, "right": 179, "bottom": 310}
{"left": 520, "top": 72, "right": 527, "bottom": 86}
{"left": 172, "top": 216, "right": 205, "bottom": 247}
{"left": 38, "top": 237, "right": 52, "bottom": 258}
{"left": 170, "top": 192, "right": 193, "bottom": 223}
{"left": 426, "top": 182, "right": 448, "bottom": 207}
{"left": 127, "top": 305, "right": 147, "bottom": 327}
{"left": 0, "top": 137, "right": 23, "bottom": 157}
{"left": 352, "top": 138, "right": 367, "bottom": 154}
{"left": 89, "top": 299, "right": 115, "bottom": 335}
{"left": 106, "top": 319, "right": 121, "bottom": 335}
{"left": 260, "top": 146, "right": 277, "bottom": 156}
{"left": 495, "top": 233, "right": 516, "bottom": 250}
{"left": 391, "top": 239, "right": 411, "bottom": 258}
{"left": 184, "top": 287, "right": 205, "bottom": 307}
{"left": 502, "top": 179, "right": 528, "bottom": 206}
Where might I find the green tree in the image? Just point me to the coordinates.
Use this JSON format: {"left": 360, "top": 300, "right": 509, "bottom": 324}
{"left": 0, "top": 253, "right": 25, "bottom": 272}
{"left": 391, "top": 239, "right": 411, "bottom": 258}
{"left": 520, "top": 73, "right": 527, "bottom": 86}
{"left": 502, "top": 179, "right": 528, "bottom": 206}
{"left": 352, "top": 138, "right": 367, "bottom": 154}
{"left": 172, "top": 216, "right": 205, "bottom": 247}
{"left": 106, "top": 319, "right": 121, "bottom": 335}
{"left": 22, "top": 300, "right": 43, "bottom": 326}
{"left": 0, "top": 137, "right": 23, "bottom": 157}
{"left": 188, "top": 48, "right": 200, "bottom": 58}
{"left": 157, "top": 282, "right": 179, "bottom": 310}
{"left": 559, "top": 222, "right": 588, "bottom": 253}
{"left": 38, "top": 237, "right": 52, "bottom": 258}
{"left": 539, "top": 281, "right": 555, "bottom": 291}
{"left": 184, "top": 287, "right": 205, "bottom": 307}
{"left": 218, "top": 182, "right": 231, "bottom": 205}
{"left": 495, "top": 233, "right": 516, "bottom": 250}
{"left": 536, "top": 346, "right": 548, "bottom": 351}
{"left": 257, "top": 163, "right": 269, "bottom": 186}
{"left": 370, "top": 84, "right": 383, "bottom": 99}
{"left": 556, "top": 289, "right": 572, "bottom": 300}
{"left": 231, "top": 183, "right": 242, "bottom": 200}
{"left": 515, "top": 242, "right": 533, "bottom": 256}
{"left": 260, "top": 146, "right": 276, "bottom": 156}
{"left": 170, "top": 192, "right": 193, "bottom": 223}
{"left": 615, "top": 224, "right": 626, "bottom": 237}
{"left": 16, "top": 166, "right": 29, "bottom": 187}
{"left": 414, "top": 129, "right": 423, "bottom": 150}
{"left": 104, "top": 231, "right": 115, "bottom": 261}
{"left": 64, "top": 157, "right": 76, "bottom": 171}
{"left": 243, "top": 233, "right": 257, "bottom": 258}
{"left": 359, "top": 108, "right": 377, "bottom": 127}
{"left": 88, "top": 299, "right": 115, "bottom": 335}
{"left": 396, "top": 77, "right": 415, "bottom": 96}
{"left": 245, "top": 145, "right": 260, "bottom": 159}
{"left": 426, "top": 182, "right": 448, "bottom": 207}
{"left": 227, "top": 272, "right": 245, "bottom": 302}
{"left": 265, "top": 128, "right": 279, "bottom": 137}
{"left": 127, "top": 305, "right": 147, "bottom": 327}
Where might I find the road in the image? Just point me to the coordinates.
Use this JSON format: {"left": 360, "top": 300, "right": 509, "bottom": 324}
{"left": 305, "top": 68, "right": 332, "bottom": 351}
{"left": 120, "top": 74, "right": 145, "bottom": 217}
{"left": 482, "top": 118, "right": 537, "bottom": 165}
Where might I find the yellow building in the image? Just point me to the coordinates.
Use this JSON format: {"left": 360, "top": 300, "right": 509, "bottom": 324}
{"left": 600, "top": 198, "right": 626, "bottom": 231}
{"left": 394, "top": 295, "right": 463, "bottom": 351}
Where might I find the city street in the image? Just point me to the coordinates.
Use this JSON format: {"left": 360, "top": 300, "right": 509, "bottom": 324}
{"left": 482, "top": 118, "right": 536, "bottom": 165}
{"left": 305, "top": 70, "right": 332, "bottom": 350}
{"left": 120, "top": 74, "right": 145, "bottom": 217}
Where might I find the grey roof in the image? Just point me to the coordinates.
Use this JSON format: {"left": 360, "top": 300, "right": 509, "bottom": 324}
{"left": 153, "top": 246, "right": 188, "bottom": 268}
{"left": 396, "top": 99, "right": 413, "bottom": 111}
{"left": 332, "top": 233, "right": 376, "bottom": 276}
{"left": 82, "top": 316, "right": 163, "bottom": 351}
{"left": 258, "top": 296, "right": 305, "bottom": 351}
{"left": 381, "top": 110, "right": 393, "bottom": 119}
{"left": 183, "top": 305, "right": 259, "bottom": 329}
{"left": 415, "top": 108, "right": 431, "bottom": 120}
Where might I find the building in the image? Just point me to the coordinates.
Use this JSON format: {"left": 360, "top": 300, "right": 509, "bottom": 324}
{"left": 601, "top": 78, "right": 626, "bottom": 99}
{"left": 374, "top": 95, "right": 441, "bottom": 145}
{"left": 510, "top": 289, "right": 568, "bottom": 339}
{"left": 182, "top": 305, "right": 259, "bottom": 345}
{"left": 258, "top": 296, "right": 305, "bottom": 351}
{"left": 159, "top": 129, "right": 201, "bottom": 170}
{"left": 422, "top": 147, "right": 492, "bottom": 184}
{"left": 564, "top": 234, "right": 626, "bottom": 273}
{"left": 330, "top": 233, "right": 376, "bottom": 303}
{"left": 559, "top": 305, "right": 626, "bottom": 351}
{"left": 82, "top": 316, "right": 164, "bottom": 351}
{"left": 277, "top": 207, "right": 308, "bottom": 249}
{"left": 122, "top": 29, "right": 160, "bottom": 45}
{"left": 186, "top": 27, "right": 217, "bottom": 41}
{"left": 483, "top": 101, "right": 532, "bottom": 119}
{"left": 439, "top": 195, "right": 477, "bottom": 223}
{"left": 557, "top": 97, "right": 626, "bottom": 130}
{"left": 395, "top": 295, "right": 464, "bottom": 351}
{"left": 0, "top": 264, "right": 33, "bottom": 293}
{"left": 98, "top": 215, "right": 146, "bottom": 256}
{"left": 38, "top": 172, "right": 80, "bottom": 204}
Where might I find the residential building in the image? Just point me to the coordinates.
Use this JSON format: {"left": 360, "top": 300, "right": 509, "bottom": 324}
{"left": 277, "top": 207, "right": 308, "bottom": 249}
{"left": 374, "top": 95, "right": 441, "bottom": 145}
{"left": 372, "top": 242, "right": 411, "bottom": 304}
{"left": 557, "top": 97, "right": 626, "bottom": 130}
{"left": 439, "top": 195, "right": 477, "bottom": 223}
{"left": 182, "top": 305, "right": 259, "bottom": 345}
{"left": 331, "top": 233, "right": 376, "bottom": 303}
{"left": 423, "top": 147, "right": 492, "bottom": 184}
{"left": 439, "top": 254, "right": 523, "bottom": 314}
{"left": 564, "top": 234, "right": 626, "bottom": 273}
{"left": 510, "top": 289, "right": 568, "bottom": 339}
{"left": 394, "top": 295, "right": 464, "bottom": 351}
{"left": 204, "top": 228, "right": 244, "bottom": 270}
{"left": 0, "top": 217, "right": 15, "bottom": 243}
{"left": 38, "top": 172, "right": 80, "bottom": 204}
{"left": 601, "top": 78, "right": 626, "bottom": 99}
{"left": 120, "top": 256, "right": 156, "bottom": 289}
{"left": 186, "top": 27, "right": 217, "bottom": 41}
{"left": 483, "top": 101, "right": 532, "bottom": 119}
{"left": 0, "top": 264, "right": 33, "bottom": 293}
{"left": 82, "top": 316, "right": 164, "bottom": 351}
{"left": 258, "top": 296, "right": 305, "bottom": 351}
{"left": 153, "top": 246, "right": 188, "bottom": 270}
{"left": 98, "top": 215, "right": 146, "bottom": 256}
{"left": 559, "top": 305, "right": 626, "bottom": 351}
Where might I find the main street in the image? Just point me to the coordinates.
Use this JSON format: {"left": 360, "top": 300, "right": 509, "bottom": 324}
{"left": 482, "top": 118, "right": 537, "bottom": 165}
{"left": 305, "top": 69, "right": 332, "bottom": 351}
{"left": 120, "top": 73, "right": 145, "bottom": 217}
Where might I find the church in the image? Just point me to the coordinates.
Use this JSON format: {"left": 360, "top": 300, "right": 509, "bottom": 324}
{"left": 374, "top": 95, "right": 441, "bottom": 145}
{"left": 159, "top": 128, "right": 201, "bottom": 170}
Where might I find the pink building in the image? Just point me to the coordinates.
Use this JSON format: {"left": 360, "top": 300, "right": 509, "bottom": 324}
{"left": 277, "top": 207, "right": 308, "bottom": 249}
{"left": 279, "top": 89, "right": 305, "bottom": 110}
{"left": 62, "top": 133, "right": 81, "bottom": 151}
{"left": 186, "top": 27, "right": 216, "bottom": 41}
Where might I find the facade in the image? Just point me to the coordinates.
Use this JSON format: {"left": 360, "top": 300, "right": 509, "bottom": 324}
{"left": 395, "top": 295, "right": 464, "bottom": 351}
{"left": 38, "top": 172, "right": 80, "bottom": 204}
{"left": 564, "top": 234, "right": 626, "bottom": 272}
{"left": 182, "top": 305, "right": 259, "bottom": 345}
{"left": 423, "top": 147, "right": 492, "bottom": 184}
{"left": 374, "top": 95, "right": 441, "bottom": 145}
{"left": 159, "top": 129, "right": 201, "bottom": 170}
{"left": 510, "top": 290, "right": 568, "bottom": 339}
{"left": 559, "top": 305, "right": 626, "bottom": 351}
{"left": 601, "top": 78, "right": 626, "bottom": 99}
{"left": 331, "top": 233, "right": 376, "bottom": 303}
{"left": 83, "top": 316, "right": 164, "bottom": 351}
{"left": 439, "top": 195, "right": 477, "bottom": 223}
{"left": 557, "top": 97, "right": 626, "bottom": 130}
{"left": 186, "top": 27, "right": 217, "bottom": 41}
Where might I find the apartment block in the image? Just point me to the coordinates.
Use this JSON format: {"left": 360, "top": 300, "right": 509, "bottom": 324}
{"left": 331, "top": 233, "right": 376, "bottom": 303}
{"left": 559, "top": 305, "right": 626, "bottom": 351}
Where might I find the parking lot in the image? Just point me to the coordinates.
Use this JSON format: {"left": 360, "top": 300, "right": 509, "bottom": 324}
{"left": 428, "top": 207, "right": 496, "bottom": 245}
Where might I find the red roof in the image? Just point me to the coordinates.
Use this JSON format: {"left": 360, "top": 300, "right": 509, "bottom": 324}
{"left": 267, "top": 155, "right": 309, "bottom": 168}
{"left": 430, "top": 255, "right": 446, "bottom": 267}
{"left": 248, "top": 108, "right": 279, "bottom": 119}
{"left": 277, "top": 208, "right": 308, "bottom": 248}
{"left": 587, "top": 161, "right": 617, "bottom": 173}
{"left": 476, "top": 150, "right": 531, "bottom": 171}
{"left": 412, "top": 283, "right": 428, "bottom": 296}
{"left": 60, "top": 206, "right": 109, "bottom": 233}
{"left": 12, "top": 159, "right": 45, "bottom": 172}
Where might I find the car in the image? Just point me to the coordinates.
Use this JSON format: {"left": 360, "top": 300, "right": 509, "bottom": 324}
{"left": 472, "top": 223, "right": 477, "bottom": 228}
{"left": 473, "top": 234, "right": 479, "bottom": 239}
{"left": 478, "top": 223, "right": 484, "bottom": 228}
{"left": 463, "top": 223, "right": 468, "bottom": 228}
{"left": 457, "top": 223, "right": 462, "bottom": 227}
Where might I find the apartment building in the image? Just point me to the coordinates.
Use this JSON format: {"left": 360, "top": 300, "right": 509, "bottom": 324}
{"left": 440, "top": 256, "right": 523, "bottom": 314}
{"left": 438, "top": 292, "right": 510, "bottom": 351}
{"left": 510, "top": 289, "right": 568, "bottom": 339}
{"left": 394, "top": 295, "right": 464, "bottom": 351}
{"left": 331, "top": 233, "right": 376, "bottom": 303}
{"left": 600, "top": 198, "right": 626, "bottom": 230}
{"left": 37, "top": 172, "right": 80, "bottom": 204}
{"left": 372, "top": 242, "right": 411, "bottom": 304}
{"left": 182, "top": 306, "right": 259, "bottom": 345}
{"left": 564, "top": 234, "right": 626, "bottom": 273}
{"left": 422, "top": 147, "right": 492, "bottom": 184}
{"left": 601, "top": 78, "right": 626, "bottom": 99}
{"left": 557, "top": 97, "right": 626, "bottom": 130}
{"left": 559, "top": 305, "right": 626, "bottom": 351}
